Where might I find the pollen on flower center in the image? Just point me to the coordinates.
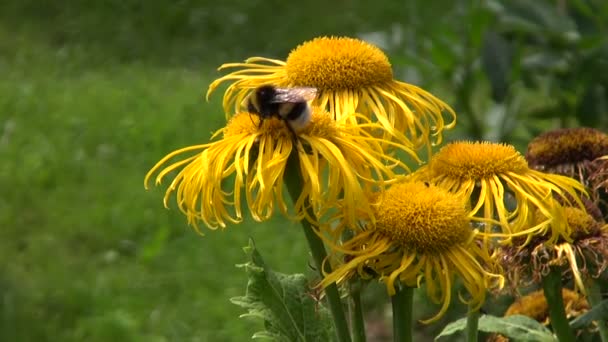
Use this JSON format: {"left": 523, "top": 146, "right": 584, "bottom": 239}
{"left": 300, "top": 108, "right": 339, "bottom": 139}
{"left": 563, "top": 207, "right": 602, "bottom": 239}
{"left": 285, "top": 36, "right": 394, "bottom": 90}
{"left": 532, "top": 206, "right": 602, "bottom": 243}
{"left": 430, "top": 141, "right": 529, "bottom": 180}
{"left": 224, "top": 107, "right": 338, "bottom": 141}
{"left": 526, "top": 127, "right": 608, "bottom": 168}
{"left": 504, "top": 289, "right": 588, "bottom": 321}
{"left": 224, "top": 112, "right": 292, "bottom": 140}
{"left": 373, "top": 182, "right": 471, "bottom": 253}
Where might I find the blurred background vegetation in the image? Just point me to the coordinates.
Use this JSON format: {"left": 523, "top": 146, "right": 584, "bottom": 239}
{"left": 1, "top": 0, "right": 606, "bottom": 341}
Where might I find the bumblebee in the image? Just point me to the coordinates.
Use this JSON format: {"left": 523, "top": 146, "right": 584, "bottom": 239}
{"left": 246, "top": 85, "right": 317, "bottom": 134}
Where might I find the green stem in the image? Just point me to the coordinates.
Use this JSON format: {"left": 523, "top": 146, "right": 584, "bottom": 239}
{"left": 465, "top": 305, "right": 480, "bottom": 342}
{"left": 284, "top": 152, "right": 352, "bottom": 342}
{"left": 391, "top": 286, "right": 413, "bottom": 342}
{"left": 587, "top": 279, "right": 608, "bottom": 342}
{"left": 350, "top": 281, "right": 367, "bottom": 342}
{"left": 541, "top": 267, "right": 576, "bottom": 342}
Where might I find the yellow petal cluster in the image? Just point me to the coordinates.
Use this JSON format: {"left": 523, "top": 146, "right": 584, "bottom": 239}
{"left": 145, "top": 108, "right": 413, "bottom": 230}
{"left": 412, "top": 141, "right": 586, "bottom": 245}
{"left": 207, "top": 36, "right": 456, "bottom": 155}
{"left": 320, "top": 181, "right": 503, "bottom": 323}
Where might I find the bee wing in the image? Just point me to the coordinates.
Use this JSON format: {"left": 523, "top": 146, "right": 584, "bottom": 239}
{"left": 270, "top": 87, "right": 317, "bottom": 103}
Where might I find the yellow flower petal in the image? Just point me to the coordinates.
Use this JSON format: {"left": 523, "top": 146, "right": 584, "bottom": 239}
{"left": 500, "top": 206, "right": 608, "bottom": 293}
{"left": 207, "top": 36, "right": 456, "bottom": 155}
{"left": 412, "top": 141, "right": 587, "bottom": 245}
{"left": 319, "top": 181, "right": 503, "bottom": 324}
{"left": 145, "top": 107, "right": 414, "bottom": 230}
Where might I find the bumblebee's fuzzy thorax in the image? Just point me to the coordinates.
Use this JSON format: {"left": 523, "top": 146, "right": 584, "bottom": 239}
{"left": 246, "top": 85, "right": 317, "bottom": 134}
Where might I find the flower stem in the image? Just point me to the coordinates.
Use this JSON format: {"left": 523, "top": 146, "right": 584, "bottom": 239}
{"left": 465, "top": 305, "right": 480, "bottom": 342}
{"left": 284, "top": 152, "right": 352, "bottom": 342}
{"left": 541, "top": 267, "right": 576, "bottom": 342}
{"left": 391, "top": 286, "right": 413, "bottom": 342}
{"left": 587, "top": 279, "right": 608, "bottom": 342}
{"left": 350, "top": 281, "right": 367, "bottom": 342}
{"left": 300, "top": 217, "right": 352, "bottom": 342}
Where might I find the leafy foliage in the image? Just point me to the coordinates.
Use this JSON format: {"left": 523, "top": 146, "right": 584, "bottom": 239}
{"left": 486, "top": 0, "right": 608, "bottom": 130}
{"left": 435, "top": 315, "right": 555, "bottom": 342}
{"left": 232, "top": 240, "right": 334, "bottom": 342}
{"left": 570, "top": 299, "right": 608, "bottom": 329}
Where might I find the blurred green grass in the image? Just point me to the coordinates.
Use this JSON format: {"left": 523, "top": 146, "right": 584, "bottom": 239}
{"left": 0, "top": 22, "right": 313, "bottom": 342}
{"left": 0, "top": 0, "right": 484, "bottom": 340}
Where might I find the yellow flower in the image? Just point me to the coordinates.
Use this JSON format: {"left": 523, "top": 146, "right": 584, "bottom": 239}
{"left": 487, "top": 288, "right": 589, "bottom": 342}
{"left": 500, "top": 206, "right": 608, "bottom": 294}
{"left": 144, "top": 107, "right": 413, "bottom": 231}
{"left": 412, "top": 141, "right": 586, "bottom": 245}
{"left": 206, "top": 36, "right": 456, "bottom": 154}
{"left": 319, "top": 181, "right": 503, "bottom": 324}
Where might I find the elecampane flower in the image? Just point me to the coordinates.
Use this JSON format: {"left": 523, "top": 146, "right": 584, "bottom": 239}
{"left": 319, "top": 181, "right": 503, "bottom": 323}
{"left": 526, "top": 127, "right": 608, "bottom": 178}
{"left": 526, "top": 127, "right": 608, "bottom": 207}
{"left": 500, "top": 206, "right": 608, "bottom": 294}
{"left": 145, "top": 107, "right": 415, "bottom": 231}
{"left": 411, "top": 141, "right": 587, "bottom": 245}
{"left": 206, "top": 36, "right": 456, "bottom": 155}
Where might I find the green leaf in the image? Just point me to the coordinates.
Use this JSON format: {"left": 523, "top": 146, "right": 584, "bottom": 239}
{"left": 482, "top": 30, "right": 512, "bottom": 102}
{"left": 231, "top": 239, "right": 334, "bottom": 342}
{"left": 488, "top": 0, "right": 579, "bottom": 44}
{"left": 435, "top": 315, "right": 555, "bottom": 342}
{"left": 468, "top": 6, "right": 493, "bottom": 49}
{"left": 570, "top": 298, "right": 608, "bottom": 329}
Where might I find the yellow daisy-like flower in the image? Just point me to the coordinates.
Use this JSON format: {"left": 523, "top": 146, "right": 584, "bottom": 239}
{"left": 319, "top": 181, "right": 503, "bottom": 324}
{"left": 500, "top": 206, "right": 608, "bottom": 294}
{"left": 206, "top": 36, "right": 456, "bottom": 154}
{"left": 144, "top": 107, "right": 413, "bottom": 231}
{"left": 411, "top": 141, "right": 587, "bottom": 245}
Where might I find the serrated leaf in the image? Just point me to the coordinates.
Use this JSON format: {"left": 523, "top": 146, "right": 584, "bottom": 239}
{"left": 570, "top": 299, "right": 608, "bottom": 329}
{"left": 435, "top": 315, "right": 555, "bottom": 342}
{"left": 231, "top": 239, "right": 334, "bottom": 342}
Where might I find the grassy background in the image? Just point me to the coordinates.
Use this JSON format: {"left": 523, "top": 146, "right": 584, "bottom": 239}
{"left": 0, "top": 2, "right": 321, "bottom": 340}
{"left": 3, "top": 0, "right": 603, "bottom": 341}
{"left": 2, "top": 1, "right": 456, "bottom": 340}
